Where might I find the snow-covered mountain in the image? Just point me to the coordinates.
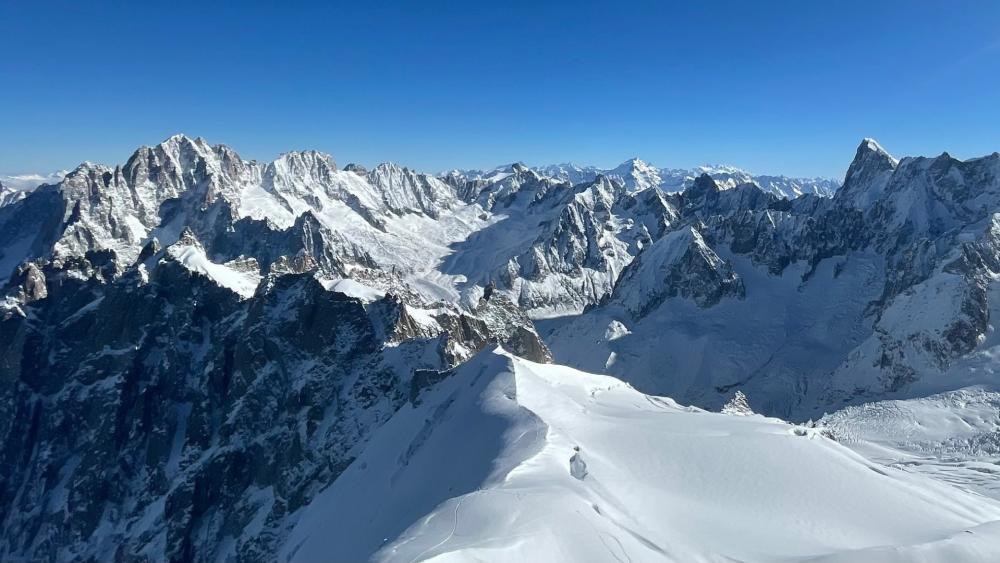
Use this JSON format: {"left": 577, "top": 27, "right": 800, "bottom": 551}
{"left": 459, "top": 158, "right": 839, "bottom": 199}
{"left": 543, "top": 140, "right": 1000, "bottom": 417}
{"left": 0, "top": 171, "right": 67, "bottom": 208}
{"left": 0, "top": 182, "right": 26, "bottom": 208}
{"left": 3, "top": 134, "right": 1000, "bottom": 561}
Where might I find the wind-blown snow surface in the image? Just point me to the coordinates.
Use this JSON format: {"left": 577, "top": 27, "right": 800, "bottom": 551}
{"left": 282, "top": 348, "right": 1000, "bottom": 562}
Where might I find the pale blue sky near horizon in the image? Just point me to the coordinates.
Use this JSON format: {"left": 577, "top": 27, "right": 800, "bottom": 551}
{"left": 1, "top": 1, "right": 998, "bottom": 180}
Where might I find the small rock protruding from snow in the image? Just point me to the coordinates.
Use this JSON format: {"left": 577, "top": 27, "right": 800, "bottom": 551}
{"left": 569, "top": 447, "right": 588, "bottom": 480}
{"left": 721, "top": 391, "right": 754, "bottom": 416}
{"left": 604, "top": 320, "right": 631, "bottom": 341}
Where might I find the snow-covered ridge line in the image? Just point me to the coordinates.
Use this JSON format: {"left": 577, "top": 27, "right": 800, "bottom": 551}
{"left": 285, "top": 347, "right": 1000, "bottom": 562}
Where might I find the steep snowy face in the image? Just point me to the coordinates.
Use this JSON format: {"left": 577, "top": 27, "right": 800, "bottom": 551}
{"left": 0, "top": 135, "right": 256, "bottom": 280}
{"left": 876, "top": 151, "right": 1000, "bottom": 237}
{"left": 284, "top": 348, "right": 1000, "bottom": 562}
{"left": 533, "top": 162, "right": 602, "bottom": 185}
{"left": 838, "top": 137, "right": 899, "bottom": 209}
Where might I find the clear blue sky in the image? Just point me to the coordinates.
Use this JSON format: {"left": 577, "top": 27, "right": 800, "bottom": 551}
{"left": 2, "top": 1, "right": 999, "bottom": 179}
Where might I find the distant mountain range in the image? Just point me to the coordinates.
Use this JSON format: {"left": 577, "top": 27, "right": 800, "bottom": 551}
{"left": 444, "top": 158, "right": 839, "bottom": 199}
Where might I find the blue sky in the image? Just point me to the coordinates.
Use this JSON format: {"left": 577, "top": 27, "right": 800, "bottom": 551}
{"left": 2, "top": 1, "right": 998, "bottom": 179}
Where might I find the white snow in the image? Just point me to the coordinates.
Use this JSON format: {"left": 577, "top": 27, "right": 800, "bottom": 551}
{"left": 166, "top": 243, "right": 261, "bottom": 299}
{"left": 282, "top": 348, "right": 1000, "bottom": 562}
{"left": 322, "top": 278, "right": 386, "bottom": 302}
{"left": 404, "top": 305, "right": 443, "bottom": 330}
{"left": 603, "top": 320, "right": 631, "bottom": 341}
{"left": 543, "top": 248, "right": 886, "bottom": 417}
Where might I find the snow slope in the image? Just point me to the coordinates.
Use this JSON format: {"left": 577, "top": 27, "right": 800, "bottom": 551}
{"left": 282, "top": 348, "right": 1000, "bottom": 562}
{"left": 541, "top": 248, "right": 884, "bottom": 417}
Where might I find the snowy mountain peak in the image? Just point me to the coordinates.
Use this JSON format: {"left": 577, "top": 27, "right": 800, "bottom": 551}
{"left": 615, "top": 156, "right": 651, "bottom": 170}
{"left": 688, "top": 172, "right": 721, "bottom": 195}
{"left": 607, "top": 157, "right": 662, "bottom": 193}
{"left": 854, "top": 137, "right": 898, "bottom": 169}
{"left": 163, "top": 132, "right": 199, "bottom": 144}
{"left": 0, "top": 182, "right": 25, "bottom": 208}
{"left": 610, "top": 225, "right": 743, "bottom": 317}
{"left": 275, "top": 149, "right": 337, "bottom": 171}
{"left": 343, "top": 163, "right": 368, "bottom": 175}
{"left": 696, "top": 163, "right": 744, "bottom": 175}
{"left": 153, "top": 133, "right": 218, "bottom": 160}
{"left": 839, "top": 137, "right": 899, "bottom": 208}
{"left": 860, "top": 137, "right": 895, "bottom": 161}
